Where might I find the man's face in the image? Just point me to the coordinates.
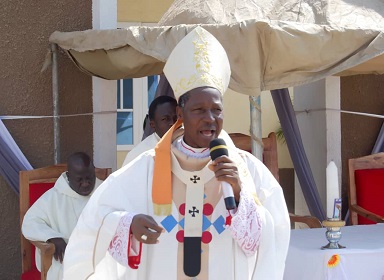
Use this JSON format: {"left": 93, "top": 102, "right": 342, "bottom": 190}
{"left": 177, "top": 87, "right": 224, "bottom": 148}
{"left": 150, "top": 102, "right": 177, "bottom": 138}
{"left": 67, "top": 164, "right": 96, "bottom": 196}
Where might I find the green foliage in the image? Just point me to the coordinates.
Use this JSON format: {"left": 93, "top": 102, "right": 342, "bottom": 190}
{"left": 275, "top": 125, "right": 286, "bottom": 144}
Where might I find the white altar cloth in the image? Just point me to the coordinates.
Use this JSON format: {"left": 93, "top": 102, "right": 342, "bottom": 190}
{"left": 284, "top": 224, "right": 384, "bottom": 280}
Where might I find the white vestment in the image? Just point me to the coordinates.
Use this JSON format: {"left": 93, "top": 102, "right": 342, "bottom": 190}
{"left": 22, "top": 172, "right": 103, "bottom": 280}
{"left": 122, "top": 133, "right": 160, "bottom": 166}
{"left": 63, "top": 133, "right": 290, "bottom": 280}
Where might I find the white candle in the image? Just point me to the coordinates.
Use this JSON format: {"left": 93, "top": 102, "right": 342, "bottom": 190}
{"left": 326, "top": 161, "right": 339, "bottom": 218}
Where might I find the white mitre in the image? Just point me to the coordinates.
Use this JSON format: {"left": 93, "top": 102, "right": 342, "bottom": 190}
{"left": 163, "top": 26, "right": 231, "bottom": 99}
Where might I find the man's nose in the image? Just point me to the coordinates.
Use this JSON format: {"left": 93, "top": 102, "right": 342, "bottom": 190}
{"left": 80, "top": 179, "right": 91, "bottom": 186}
{"left": 203, "top": 110, "right": 215, "bottom": 122}
{"left": 168, "top": 117, "right": 177, "bottom": 127}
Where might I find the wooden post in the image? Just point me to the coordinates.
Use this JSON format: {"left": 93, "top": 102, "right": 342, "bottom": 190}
{"left": 249, "top": 95, "right": 263, "bottom": 160}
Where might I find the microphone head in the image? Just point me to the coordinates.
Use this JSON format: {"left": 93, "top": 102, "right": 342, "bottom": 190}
{"left": 209, "top": 138, "right": 228, "bottom": 160}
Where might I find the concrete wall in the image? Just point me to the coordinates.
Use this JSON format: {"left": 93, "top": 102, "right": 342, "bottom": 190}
{"left": 92, "top": 1, "right": 118, "bottom": 171}
{"left": 261, "top": 91, "right": 294, "bottom": 169}
{"left": 293, "top": 80, "right": 327, "bottom": 216}
{"left": 0, "top": 1, "right": 92, "bottom": 277}
{"left": 293, "top": 78, "right": 342, "bottom": 217}
{"left": 340, "top": 74, "right": 384, "bottom": 218}
{"left": 292, "top": 75, "right": 383, "bottom": 219}
{"left": 222, "top": 89, "right": 251, "bottom": 135}
{"left": 118, "top": 0, "right": 173, "bottom": 22}
{"left": 224, "top": 89, "right": 293, "bottom": 169}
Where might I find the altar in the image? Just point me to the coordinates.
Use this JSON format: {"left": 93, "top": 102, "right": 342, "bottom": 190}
{"left": 283, "top": 224, "right": 384, "bottom": 279}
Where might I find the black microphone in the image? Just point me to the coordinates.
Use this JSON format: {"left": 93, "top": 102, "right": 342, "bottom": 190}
{"left": 209, "top": 139, "right": 236, "bottom": 210}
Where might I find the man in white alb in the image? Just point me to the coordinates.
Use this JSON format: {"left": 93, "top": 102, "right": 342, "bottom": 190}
{"left": 122, "top": 95, "right": 177, "bottom": 166}
{"left": 22, "top": 152, "right": 103, "bottom": 280}
{"left": 63, "top": 27, "right": 290, "bottom": 280}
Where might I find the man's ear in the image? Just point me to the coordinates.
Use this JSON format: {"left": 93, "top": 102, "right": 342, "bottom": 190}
{"left": 176, "top": 106, "right": 183, "bottom": 120}
{"left": 150, "top": 120, "right": 155, "bottom": 128}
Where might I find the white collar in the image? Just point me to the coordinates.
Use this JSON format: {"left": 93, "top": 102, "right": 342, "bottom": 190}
{"left": 173, "top": 136, "right": 210, "bottom": 159}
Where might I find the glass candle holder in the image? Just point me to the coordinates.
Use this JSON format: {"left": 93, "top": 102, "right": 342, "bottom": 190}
{"left": 321, "top": 218, "right": 346, "bottom": 250}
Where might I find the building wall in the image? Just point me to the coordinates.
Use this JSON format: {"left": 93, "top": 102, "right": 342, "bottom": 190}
{"left": 340, "top": 74, "right": 384, "bottom": 218}
{"left": 260, "top": 91, "right": 294, "bottom": 169}
{"left": 293, "top": 77, "right": 342, "bottom": 218}
{"left": 0, "top": 1, "right": 92, "bottom": 277}
{"left": 224, "top": 89, "right": 293, "bottom": 169}
{"left": 118, "top": 0, "right": 174, "bottom": 22}
{"left": 290, "top": 74, "right": 383, "bottom": 219}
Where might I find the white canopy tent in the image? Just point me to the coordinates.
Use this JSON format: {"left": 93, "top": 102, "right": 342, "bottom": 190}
{"left": 49, "top": 0, "right": 384, "bottom": 93}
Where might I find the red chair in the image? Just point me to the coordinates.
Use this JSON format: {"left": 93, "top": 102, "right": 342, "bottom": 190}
{"left": 348, "top": 153, "right": 384, "bottom": 225}
{"left": 20, "top": 164, "right": 111, "bottom": 280}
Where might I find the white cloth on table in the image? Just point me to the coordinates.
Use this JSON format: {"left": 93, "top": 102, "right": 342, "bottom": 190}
{"left": 284, "top": 224, "right": 384, "bottom": 280}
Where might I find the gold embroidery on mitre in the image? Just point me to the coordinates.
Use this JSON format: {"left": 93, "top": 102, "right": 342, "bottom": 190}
{"left": 174, "top": 29, "right": 224, "bottom": 96}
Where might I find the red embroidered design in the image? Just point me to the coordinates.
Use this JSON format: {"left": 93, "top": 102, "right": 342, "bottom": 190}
{"left": 179, "top": 203, "right": 186, "bottom": 215}
{"left": 176, "top": 230, "right": 184, "bottom": 242}
{"left": 203, "top": 203, "right": 214, "bottom": 216}
{"left": 108, "top": 213, "right": 143, "bottom": 269}
{"left": 225, "top": 212, "right": 232, "bottom": 226}
{"left": 202, "top": 231, "right": 212, "bottom": 244}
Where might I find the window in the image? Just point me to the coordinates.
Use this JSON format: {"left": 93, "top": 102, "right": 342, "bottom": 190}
{"left": 116, "top": 76, "right": 158, "bottom": 151}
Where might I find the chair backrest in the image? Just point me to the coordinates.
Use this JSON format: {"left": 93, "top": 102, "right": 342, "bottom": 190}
{"left": 228, "top": 132, "right": 322, "bottom": 229}
{"left": 19, "top": 164, "right": 112, "bottom": 276}
{"left": 348, "top": 153, "right": 384, "bottom": 225}
{"left": 229, "top": 132, "right": 279, "bottom": 182}
{"left": 289, "top": 213, "right": 322, "bottom": 229}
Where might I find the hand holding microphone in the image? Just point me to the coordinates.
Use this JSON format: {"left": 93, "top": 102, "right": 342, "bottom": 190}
{"left": 209, "top": 138, "right": 239, "bottom": 210}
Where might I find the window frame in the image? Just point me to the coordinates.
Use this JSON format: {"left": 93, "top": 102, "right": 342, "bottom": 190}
{"left": 116, "top": 22, "right": 158, "bottom": 152}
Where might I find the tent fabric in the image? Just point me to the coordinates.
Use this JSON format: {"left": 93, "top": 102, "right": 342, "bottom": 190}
{"left": 159, "top": 0, "right": 384, "bottom": 27}
{"left": 372, "top": 122, "right": 384, "bottom": 154}
{"left": 271, "top": 88, "right": 326, "bottom": 220}
{"left": 49, "top": 0, "right": 384, "bottom": 95}
{"left": 0, "top": 120, "right": 33, "bottom": 194}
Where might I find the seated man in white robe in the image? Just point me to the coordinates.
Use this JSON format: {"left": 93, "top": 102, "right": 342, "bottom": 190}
{"left": 122, "top": 95, "right": 177, "bottom": 166}
{"left": 22, "top": 152, "right": 103, "bottom": 280}
{"left": 63, "top": 27, "right": 290, "bottom": 280}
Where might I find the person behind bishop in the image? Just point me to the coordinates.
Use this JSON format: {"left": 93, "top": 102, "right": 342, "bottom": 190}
{"left": 122, "top": 95, "right": 177, "bottom": 167}
{"left": 63, "top": 27, "right": 290, "bottom": 280}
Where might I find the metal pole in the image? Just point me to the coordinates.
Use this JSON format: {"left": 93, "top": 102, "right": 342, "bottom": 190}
{"left": 51, "top": 43, "right": 60, "bottom": 164}
{"left": 249, "top": 95, "right": 263, "bottom": 160}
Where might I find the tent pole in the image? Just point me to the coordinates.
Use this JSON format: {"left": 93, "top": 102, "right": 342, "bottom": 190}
{"left": 51, "top": 43, "right": 60, "bottom": 164}
{"left": 249, "top": 95, "right": 263, "bottom": 160}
